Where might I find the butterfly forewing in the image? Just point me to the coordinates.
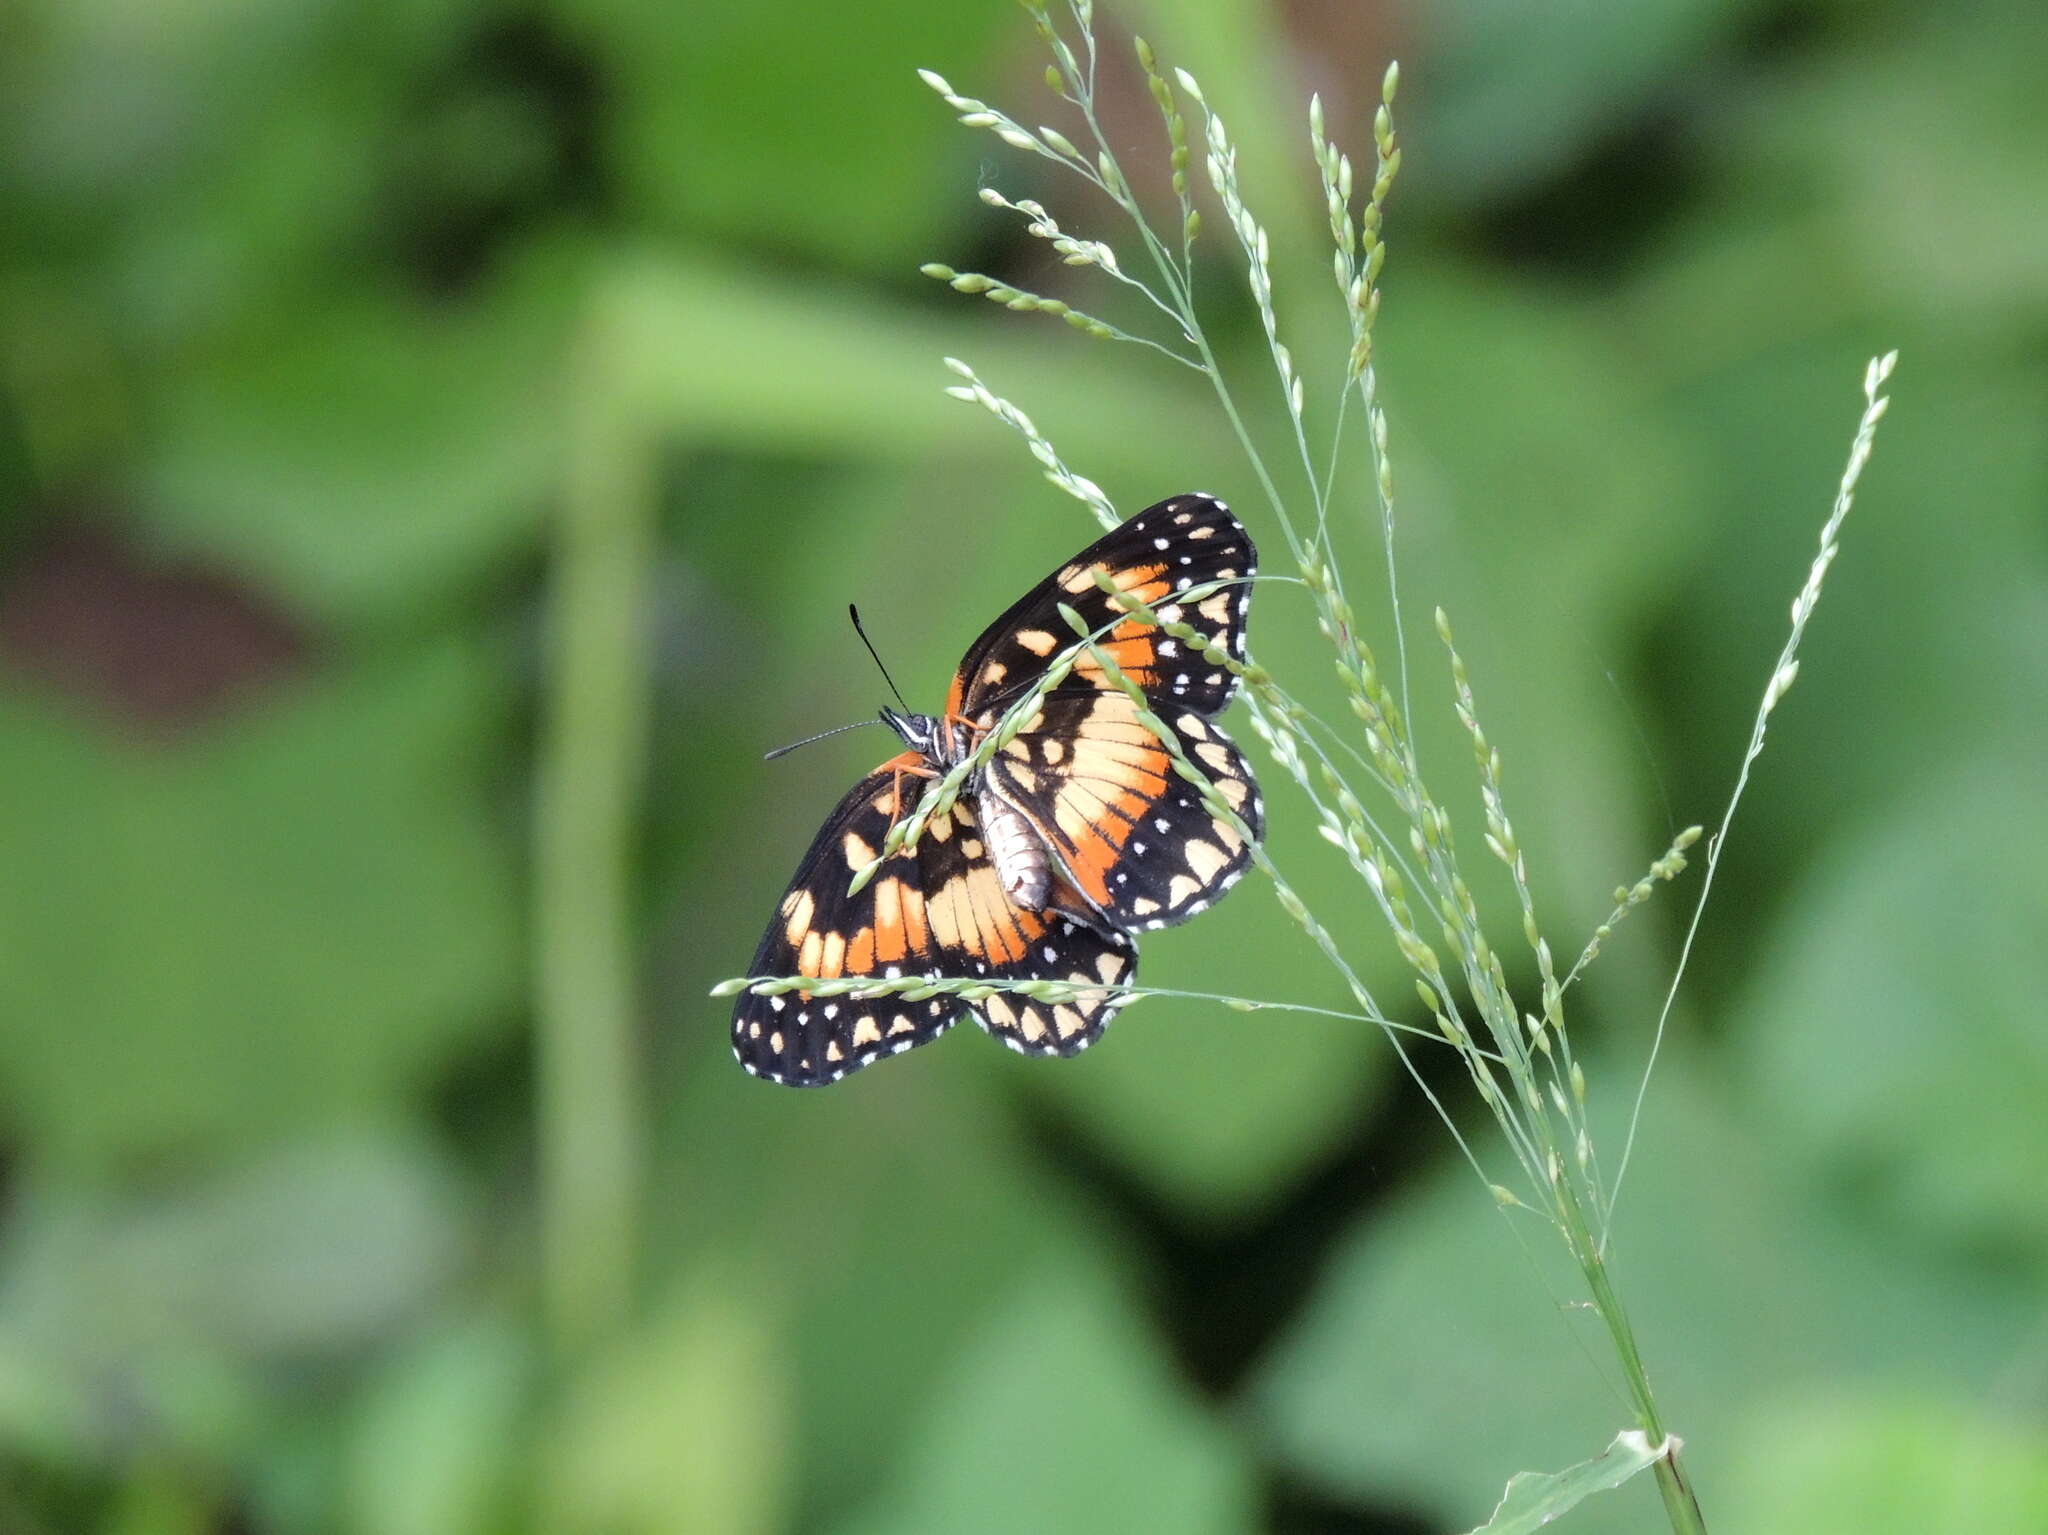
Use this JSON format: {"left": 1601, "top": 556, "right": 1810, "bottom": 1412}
{"left": 733, "top": 765, "right": 1139, "bottom": 1084}
{"left": 949, "top": 493, "right": 1255, "bottom": 723}
{"left": 955, "top": 491, "right": 1262, "bottom": 933}
{"left": 731, "top": 755, "right": 961, "bottom": 1085}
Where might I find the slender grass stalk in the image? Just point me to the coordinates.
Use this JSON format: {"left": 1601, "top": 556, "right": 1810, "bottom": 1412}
{"left": 717, "top": 6, "right": 1899, "bottom": 1528}
{"left": 1607, "top": 350, "right": 1899, "bottom": 1244}
{"left": 535, "top": 306, "right": 655, "bottom": 1357}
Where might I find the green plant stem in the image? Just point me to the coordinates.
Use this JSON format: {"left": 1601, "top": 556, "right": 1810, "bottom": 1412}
{"left": 534, "top": 310, "right": 654, "bottom": 1358}
{"left": 1571, "top": 1206, "right": 1708, "bottom": 1533}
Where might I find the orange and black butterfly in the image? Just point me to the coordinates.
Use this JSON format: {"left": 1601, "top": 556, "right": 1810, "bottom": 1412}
{"left": 733, "top": 493, "right": 1263, "bottom": 1086}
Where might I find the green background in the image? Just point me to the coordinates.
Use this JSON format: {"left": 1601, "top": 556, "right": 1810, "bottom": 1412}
{"left": 2, "top": 0, "right": 2044, "bottom": 1530}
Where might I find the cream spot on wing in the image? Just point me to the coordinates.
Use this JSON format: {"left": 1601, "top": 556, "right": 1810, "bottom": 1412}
{"left": 961, "top": 838, "right": 984, "bottom": 860}
{"left": 1177, "top": 714, "right": 1209, "bottom": 739}
{"left": 1131, "top": 896, "right": 1161, "bottom": 916}
{"left": 1198, "top": 592, "right": 1232, "bottom": 624}
{"left": 1015, "top": 628, "right": 1058, "bottom": 655}
{"left": 826, "top": 1040, "right": 845, "bottom": 1062}
{"left": 1168, "top": 875, "right": 1201, "bottom": 907}
{"left": 1042, "top": 738, "right": 1066, "bottom": 764}
{"left": 927, "top": 809, "right": 952, "bottom": 842}
{"left": 798, "top": 931, "right": 824, "bottom": 975}
{"left": 982, "top": 660, "right": 1007, "bottom": 687}
{"left": 782, "top": 888, "right": 816, "bottom": 943}
{"left": 853, "top": 1016, "right": 882, "bottom": 1046}
{"left": 1159, "top": 604, "right": 1183, "bottom": 623}
{"left": 1095, "top": 951, "right": 1124, "bottom": 982}
{"left": 1196, "top": 741, "right": 1232, "bottom": 771}
{"left": 1020, "top": 1009, "right": 1048, "bottom": 1041}
{"left": 1214, "top": 819, "right": 1245, "bottom": 852}
{"left": 842, "top": 831, "right": 875, "bottom": 870}
{"left": 889, "top": 1014, "right": 917, "bottom": 1036}
{"left": 984, "top": 994, "right": 1017, "bottom": 1028}
{"left": 769, "top": 1030, "right": 785, "bottom": 1054}
{"left": 1053, "top": 1005, "right": 1086, "bottom": 1039}
{"left": 819, "top": 932, "right": 847, "bottom": 976}
{"left": 1059, "top": 564, "right": 1093, "bottom": 594}
{"left": 1188, "top": 524, "right": 1214, "bottom": 538}
{"left": 1218, "top": 777, "right": 1249, "bottom": 809}
{"left": 1184, "top": 839, "right": 1228, "bottom": 882}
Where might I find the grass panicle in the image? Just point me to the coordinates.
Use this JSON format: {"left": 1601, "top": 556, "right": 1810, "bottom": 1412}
{"left": 938, "top": 357, "right": 1120, "bottom": 530}
{"left": 715, "top": 9, "right": 1900, "bottom": 1531}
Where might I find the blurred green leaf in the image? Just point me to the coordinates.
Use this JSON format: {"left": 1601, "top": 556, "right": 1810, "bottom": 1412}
{"left": 1020, "top": 888, "right": 1376, "bottom": 1222}
{"left": 1733, "top": 6, "right": 2048, "bottom": 336}
{"left": 1249, "top": 1049, "right": 2041, "bottom": 1532}
{"left": 830, "top": 1249, "right": 1255, "bottom": 1535}
{"left": 0, "top": 637, "right": 519, "bottom": 1169}
{"left": 343, "top": 1311, "right": 533, "bottom": 1535}
{"left": 0, "top": 1133, "right": 467, "bottom": 1468}
{"left": 1464, "top": 1430, "right": 1669, "bottom": 1535}
{"left": 658, "top": 1051, "right": 1109, "bottom": 1520}
{"left": 1380, "top": 269, "right": 1698, "bottom": 603}
{"left": 552, "top": 0, "right": 1008, "bottom": 270}
{"left": 1717, "top": 1392, "right": 2048, "bottom": 1533}
{"left": 586, "top": 251, "right": 1218, "bottom": 471}
{"left": 1732, "top": 743, "right": 2048, "bottom": 1261}
{"left": 4, "top": 0, "right": 358, "bottom": 207}
{"left": 141, "top": 257, "right": 574, "bottom": 624}
{"left": 1407, "top": 0, "right": 1758, "bottom": 203}
{"left": 543, "top": 1264, "right": 789, "bottom": 1535}
{"left": 103, "top": 1465, "right": 216, "bottom": 1535}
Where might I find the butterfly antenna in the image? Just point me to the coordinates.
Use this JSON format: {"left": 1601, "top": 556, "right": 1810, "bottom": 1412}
{"left": 763, "top": 718, "right": 885, "bottom": 762}
{"left": 848, "top": 604, "right": 911, "bottom": 714}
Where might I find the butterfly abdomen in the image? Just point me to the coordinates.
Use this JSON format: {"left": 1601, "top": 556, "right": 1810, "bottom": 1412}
{"left": 979, "top": 791, "right": 1050, "bottom": 910}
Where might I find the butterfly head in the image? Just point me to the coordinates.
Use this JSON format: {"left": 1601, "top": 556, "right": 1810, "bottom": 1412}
{"left": 879, "top": 706, "right": 946, "bottom": 765}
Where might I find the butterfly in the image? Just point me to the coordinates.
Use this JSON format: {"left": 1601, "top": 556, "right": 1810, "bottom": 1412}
{"left": 732, "top": 492, "right": 1264, "bottom": 1086}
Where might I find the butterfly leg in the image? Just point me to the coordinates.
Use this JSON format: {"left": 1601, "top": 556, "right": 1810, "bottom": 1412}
{"left": 944, "top": 710, "right": 991, "bottom": 756}
{"left": 883, "top": 757, "right": 938, "bottom": 830}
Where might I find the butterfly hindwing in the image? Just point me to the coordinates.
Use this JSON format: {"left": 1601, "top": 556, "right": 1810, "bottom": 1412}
{"left": 983, "top": 688, "right": 1265, "bottom": 930}
{"left": 732, "top": 763, "right": 1140, "bottom": 1084}
{"left": 949, "top": 493, "right": 1255, "bottom": 723}
{"left": 912, "top": 798, "right": 1138, "bottom": 1055}
{"left": 731, "top": 754, "right": 962, "bottom": 1086}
